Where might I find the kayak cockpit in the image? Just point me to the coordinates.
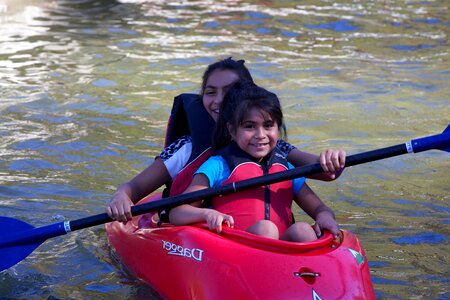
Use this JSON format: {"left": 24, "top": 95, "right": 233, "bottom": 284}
{"left": 136, "top": 210, "right": 342, "bottom": 255}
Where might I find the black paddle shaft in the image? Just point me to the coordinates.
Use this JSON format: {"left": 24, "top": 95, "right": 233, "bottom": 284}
{"left": 69, "top": 143, "right": 408, "bottom": 232}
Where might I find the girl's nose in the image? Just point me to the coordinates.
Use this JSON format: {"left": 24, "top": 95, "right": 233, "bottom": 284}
{"left": 255, "top": 126, "right": 265, "bottom": 138}
{"left": 213, "top": 91, "right": 223, "bottom": 104}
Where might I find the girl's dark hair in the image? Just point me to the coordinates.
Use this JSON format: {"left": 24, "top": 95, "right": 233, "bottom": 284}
{"left": 213, "top": 82, "right": 287, "bottom": 150}
{"left": 201, "top": 57, "right": 254, "bottom": 95}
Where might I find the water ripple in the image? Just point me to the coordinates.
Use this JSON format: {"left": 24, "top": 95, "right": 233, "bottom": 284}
{"left": 0, "top": 0, "right": 448, "bottom": 299}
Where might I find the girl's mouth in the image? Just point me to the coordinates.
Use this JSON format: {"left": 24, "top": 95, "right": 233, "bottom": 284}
{"left": 251, "top": 143, "right": 269, "bottom": 148}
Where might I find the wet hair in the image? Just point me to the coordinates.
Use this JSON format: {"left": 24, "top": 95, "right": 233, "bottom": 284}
{"left": 213, "top": 82, "right": 287, "bottom": 150}
{"left": 201, "top": 57, "right": 254, "bottom": 95}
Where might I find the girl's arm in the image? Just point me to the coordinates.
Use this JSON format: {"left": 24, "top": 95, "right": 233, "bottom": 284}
{"left": 169, "top": 174, "right": 234, "bottom": 233}
{"left": 107, "top": 157, "right": 171, "bottom": 223}
{"left": 287, "top": 148, "right": 346, "bottom": 181}
{"left": 294, "top": 183, "right": 339, "bottom": 237}
{"left": 107, "top": 137, "right": 191, "bottom": 223}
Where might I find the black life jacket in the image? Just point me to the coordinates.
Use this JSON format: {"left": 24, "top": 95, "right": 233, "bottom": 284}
{"left": 159, "top": 93, "right": 215, "bottom": 222}
{"left": 164, "top": 93, "right": 215, "bottom": 164}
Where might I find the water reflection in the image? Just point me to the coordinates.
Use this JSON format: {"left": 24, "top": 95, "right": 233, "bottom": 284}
{"left": 0, "top": 0, "right": 449, "bottom": 299}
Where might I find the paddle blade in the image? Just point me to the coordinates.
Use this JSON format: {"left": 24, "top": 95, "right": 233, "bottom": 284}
{"left": 409, "top": 124, "right": 450, "bottom": 153}
{"left": 0, "top": 242, "right": 41, "bottom": 272}
{"left": 0, "top": 217, "right": 42, "bottom": 271}
{"left": 442, "top": 124, "right": 450, "bottom": 152}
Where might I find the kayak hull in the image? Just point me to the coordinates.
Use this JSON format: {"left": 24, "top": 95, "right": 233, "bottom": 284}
{"left": 106, "top": 195, "right": 375, "bottom": 299}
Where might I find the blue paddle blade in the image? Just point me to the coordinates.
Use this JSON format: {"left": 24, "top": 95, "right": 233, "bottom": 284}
{"left": 443, "top": 124, "right": 450, "bottom": 152}
{"left": 410, "top": 124, "right": 450, "bottom": 153}
{"left": 0, "top": 217, "right": 43, "bottom": 271}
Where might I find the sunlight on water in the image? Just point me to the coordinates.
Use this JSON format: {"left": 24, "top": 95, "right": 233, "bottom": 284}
{"left": 0, "top": 0, "right": 449, "bottom": 299}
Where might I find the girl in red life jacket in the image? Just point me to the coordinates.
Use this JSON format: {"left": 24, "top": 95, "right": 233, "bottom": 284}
{"left": 169, "top": 83, "right": 339, "bottom": 242}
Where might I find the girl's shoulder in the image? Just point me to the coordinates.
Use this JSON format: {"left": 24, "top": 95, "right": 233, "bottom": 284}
{"left": 159, "top": 135, "right": 192, "bottom": 160}
{"left": 276, "top": 139, "right": 296, "bottom": 156}
{"left": 197, "top": 155, "right": 230, "bottom": 187}
{"left": 202, "top": 155, "right": 227, "bottom": 169}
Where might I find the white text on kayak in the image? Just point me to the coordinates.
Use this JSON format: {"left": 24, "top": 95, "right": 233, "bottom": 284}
{"left": 162, "top": 240, "right": 204, "bottom": 261}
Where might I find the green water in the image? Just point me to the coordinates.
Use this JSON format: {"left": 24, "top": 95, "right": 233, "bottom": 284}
{"left": 0, "top": 0, "right": 449, "bottom": 299}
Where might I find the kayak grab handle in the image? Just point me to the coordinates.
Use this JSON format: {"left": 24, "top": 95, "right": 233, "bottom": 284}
{"left": 294, "top": 267, "right": 320, "bottom": 284}
{"left": 294, "top": 271, "right": 320, "bottom": 277}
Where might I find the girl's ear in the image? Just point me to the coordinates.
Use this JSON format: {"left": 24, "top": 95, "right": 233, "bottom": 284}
{"left": 227, "top": 122, "right": 236, "bottom": 140}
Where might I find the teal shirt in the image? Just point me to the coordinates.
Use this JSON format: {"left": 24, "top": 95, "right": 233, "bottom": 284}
{"left": 195, "top": 155, "right": 305, "bottom": 195}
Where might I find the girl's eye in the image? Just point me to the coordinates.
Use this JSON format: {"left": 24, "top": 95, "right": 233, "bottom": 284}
{"left": 264, "top": 121, "right": 275, "bottom": 128}
{"left": 242, "top": 122, "right": 255, "bottom": 129}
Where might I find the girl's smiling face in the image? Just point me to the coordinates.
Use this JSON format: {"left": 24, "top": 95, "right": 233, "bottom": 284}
{"left": 202, "top": 69, "right": 239, "bottom": 122}
{"left": 228, "top": 107, "right": 279, "bottom": 161}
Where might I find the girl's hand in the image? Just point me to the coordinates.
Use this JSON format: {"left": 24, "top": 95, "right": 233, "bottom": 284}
{"left": 203, "top": 209, "right": 234, "bottom": 233}
{"left": 319, "top": 149, "right": 346, "bottom": 180}
{"left": 107, "top": 192, "right": 134, "bottom": 224}
{"left": 312, "top": 210, "right": 340, "bottom": 238}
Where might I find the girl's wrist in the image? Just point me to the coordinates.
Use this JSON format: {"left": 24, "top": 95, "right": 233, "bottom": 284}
{"left": 314, "top": 206, "right": 335, "bottom": 220}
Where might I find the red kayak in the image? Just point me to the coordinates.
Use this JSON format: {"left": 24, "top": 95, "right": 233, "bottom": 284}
{"left": 106, "top": 195, "right": 375, "bottom": 299}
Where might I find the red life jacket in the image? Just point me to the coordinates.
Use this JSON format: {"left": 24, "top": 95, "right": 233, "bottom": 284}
{"left": 169, "top": 148, "right": 212, "bottom": 196}
{"left": 213, "top": 143, "right": 294, "bottom": 235}
{"left": 163, "top": 93, "right": 215, "bottom": 196}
